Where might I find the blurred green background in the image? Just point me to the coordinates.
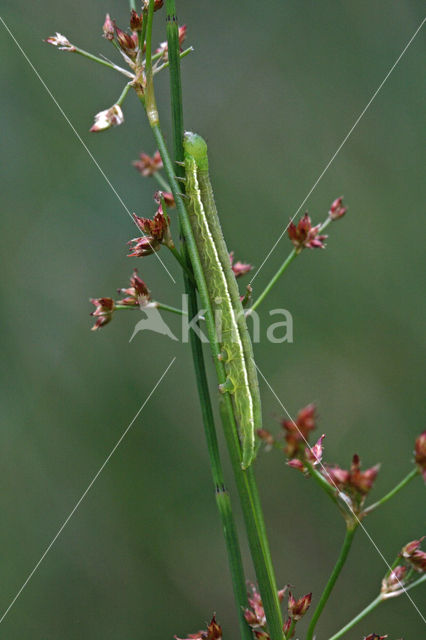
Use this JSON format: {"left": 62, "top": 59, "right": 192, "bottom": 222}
{"left": 1, "top": 0, "right": 425, "bottom": 637}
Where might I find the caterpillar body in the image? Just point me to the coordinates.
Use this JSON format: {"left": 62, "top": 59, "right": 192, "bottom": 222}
{"left": 183, "top": 131, "right": 262, "bottom": 469}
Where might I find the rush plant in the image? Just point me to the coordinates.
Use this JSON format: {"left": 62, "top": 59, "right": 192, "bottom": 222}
{"left": 46, "top": 2, "right": 425, "bottom": 638}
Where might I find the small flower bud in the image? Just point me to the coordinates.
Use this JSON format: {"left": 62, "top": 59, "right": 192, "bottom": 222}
{"left": 253, "top": 632, "right": 270, "bottom": 640}
{"left": 133, "top": 151, "right": 163, "bottom": 176}
{"left": 117, "top": 269, "right": 151, "bottom": 307}
{"left": 229, "top": 251, "right": 252, "bottom": 278}
{"left": 287, "top": 213, "right": 327, "bottom": 252}
{"left": 154, "top": 190, "right": 176, "bottom": 209}
{"left": 130, "top": 9, "right": 143, "bottom": 32}
{"left": 363, "top": 635, "right": 388, "bottom": 640}
{"left": 45, "top": 33, "right": 75, "bottom": 51}
{"left": 282, "top": 403, "right": 316, "bottom": 457}
{"left": 90, "top": 297, "right": 115, "bottom": 330}
{"left": 381, "top": 565, "right": 407, "bottom": 595}
{"left": 400, "top": 537, "right": 426, "bottom": 573}
{"left": 257, "top": 428, "right": 275, "bottom": 450}
{"left": 287, "top": 591, "right": 312, "bottom": 621}
{"left": 102, "top": 14, "right": 115, "bottom": 40}
{"left": 414, "top": 431, "right": 426, "bottom": 481}
{"left": 329, "top": 196, "right": 347, "bottom": 220}
{"left": 90, "top": 105, "right": 124, "bottom": 132}
{"left": 143, "top": 0, "right": 164, "bottom": 10}
{"left": 114, "top": 24, "right": 138, "bottom": 57}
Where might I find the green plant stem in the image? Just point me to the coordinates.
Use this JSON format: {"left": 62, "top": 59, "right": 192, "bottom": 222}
{"left": 249, "top": 216, "right": 333, "bottom": 313}
{"left": 249, "top": 249, "right": 297, "bottom": 313}
{"left": 116, "top": 82, "right": 132, "bottom": 106}
{"left": 144, "top": 3, "right": 284, "bottom": 636}
{"left": 153, "top": 171, "right": 171, "bottom": 191}
{"left": 167, "top": 245, "right": 196, "bottom": 283}
{"left": 328, "top": 574, "right": 426, "bottom": 640}
{"left": 163, "top": 3, "right": 251, "bottom": 637}
{"left": 74, "top": 47, "right": 134, "bottom": 78}
{"left": 306, "top": 525, "right": 357, "bottom": 640}
{"left": 115, "top": 302, "right": 186, "bottom": 315}
{"left": 362, "top": 467, "right": 419, "bottom": 516}
{"left": 154, "top": 46, "right": 193, "bottom": 73}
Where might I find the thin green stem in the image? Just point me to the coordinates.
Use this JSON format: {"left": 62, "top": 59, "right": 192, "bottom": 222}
{"left": 74, "top": 47, "right": 134, "bottom": 78}
{"left": 153, "top": 171, "right": 171, "bottom": 191}
{"left": 154, "top": 46, "right": 194, "bottom": 73}
{"left": 249, "top": 216, "right": 333, "bottom": 314}
{"left": 328, "top": 594, "right": 382, "bottom": 640}
{"left": 164, "top": 3, "right": 251, "bottom": 637}
{"left": 144, "top": 3, "right": 284, "bottom": 636}
{"left": 167, "top": 245, "right": 196, "bottom": 283}
{"left": 116, "top": 82, "right": 132, "bottom": 106}
{"left": 328, "top": 575, "right": 426, "bottom": 640}
{"left": 306, "top": 525, "right": 357, "bottom": 640}
{"left": 115, "top": 302, "right": 186, "bottom": 315}
{"left": 249, "top": 249, "right": 297, "bottom": 313}
{"left": 129, "top": 0, "right": 137, "bottom": 10}
{"left": 304, "top": 461, "right": 339, "bottom": 506}
{"left": 362, "top": 467, "right": 419, "bottom": 516}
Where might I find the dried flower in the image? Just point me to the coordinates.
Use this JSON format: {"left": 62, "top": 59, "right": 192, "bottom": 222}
{"left": 400, "top": 537, "right": 426, "bottom": 573}
{"left": 143, "top": 0, "right": 164, "bottom": 10}
{"left": 90, "top": 104, "right": 124, "bottom": 132}
{"left": 117, "top": 269, "right": 151, "bottom": 307}
{"left": 283, "top": 618, "right": 292, "bottom": 637}
{"left": 287, "top": 213, "right": 327, "bottom": 252}
{"left": 323, "top": 454, "right": 380, "bottom": 510}
{"left": 287, "top": 591, "right": 312, "bottom": 620}
{"left": 130, "top": 9, "right": 143, "bottom": 32}
{"left": 414, "top": 431, "right": 426, "bottom": 481}
{"left": 133, "top": 151, "right": 163, "bottom": 176}
{"left": 257, "top": 428, "right": 275, "bottom": 451}
{"left": 363, "top": 635, "right": 388, "bottom": 640}
{"left": 102, "top": 14, "right": 115, "bottom": 40}
{"left": 45, "top": 33, "right": 75, "bottom": 51}
{"left": 175, "top": 615, "right": 222, "bottom": 640}
{"left": 282, "top": 403, "right": 316, "bottom": 457}
{"left": 229, "top": 252, "right": 252, "bottom": 278}
{"left": 90, "top": 297, "right": 115, "bottom": 330}
{"left": 128, "top": 205, "right": 173, "bottom": 256}
{"left": 154, "top": 190, "right": 176, "bottom": 209}
{"left": 381, "top": 565, "right": 407, "bottom": 594}
{"left": 114, "top": 24, "right": 138, "bottom": 57}
{"left": 329, "top": 196, "right": 347, "bottom": 220}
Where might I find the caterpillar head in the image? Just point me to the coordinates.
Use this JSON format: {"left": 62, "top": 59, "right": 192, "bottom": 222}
{"left": 183, "top": 131, "right": 209, "bottom": 171}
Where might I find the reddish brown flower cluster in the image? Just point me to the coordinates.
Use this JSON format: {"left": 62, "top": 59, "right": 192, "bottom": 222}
{"left": 116, "top": 269, "right": 151, "bottom": 307}
{"left": 133, "top": 150, "right": 163, "bottom": 176}
{"left": 156, "top": 24, "right": 187, "bottom": 61}
{"left": 282, "top": 404, "right": 317, "bottom": 457}
{"left": 323, "top": 454, "right": 380, "bottom": 510}
{"left": 229, "top": 251, "right": 252, "bottom": 278}
{"left": 400, "top": 537, "right": 426, "bottom": 573}
{"left": 243, "top": 584, "right": 310, "bottom": 639}
{"left": 414, "top": 431, "right": 426, "bottom": 481}
{"left": 90, "top": 271, "right": 153, "bottom": 330}
{"left": 364, "top": 635, "right": 388, "bottom": 640}
{"left": 287, "top": 214, "right": 327, "bottom": 252}
{"left": 329, "top": 196, "right": 347, "bottom": 220}
{"left": 128, "top": 203, "right": 173, "bottom": 256}
{"left": 90, "top": 297, "right": 115, "bottom": 331}
{"left": 174, "top": 615, "right": 222, "bottom": 640}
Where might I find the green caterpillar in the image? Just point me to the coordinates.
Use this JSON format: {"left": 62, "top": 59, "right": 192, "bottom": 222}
{"left": 183, "top": 131, "right": 262, "bottom": 469}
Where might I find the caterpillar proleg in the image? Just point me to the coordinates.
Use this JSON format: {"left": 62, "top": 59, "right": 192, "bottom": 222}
{"left": 183, "top": 131, "right": 262, "bottom": 469}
